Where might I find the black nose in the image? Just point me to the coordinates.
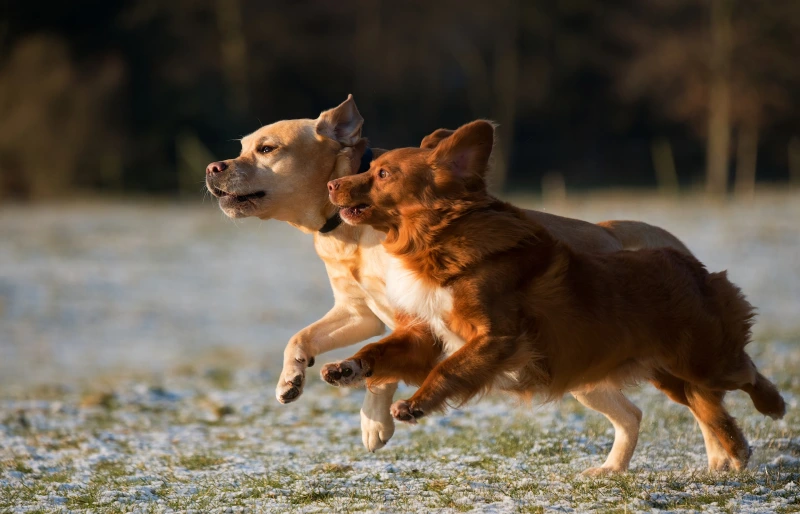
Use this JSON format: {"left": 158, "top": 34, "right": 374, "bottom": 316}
{"left": 206, "top": 161, "right": 228, "bottom": 175}
{"left": 327, "top": 180, "right": 340, "bottom": 192}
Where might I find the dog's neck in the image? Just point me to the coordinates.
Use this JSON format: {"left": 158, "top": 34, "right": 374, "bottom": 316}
{"left": 383, "top": 195, "right": 554, "bottom": 285}
{"left": 282, "top": 143, "right": 374, "bottom": 235}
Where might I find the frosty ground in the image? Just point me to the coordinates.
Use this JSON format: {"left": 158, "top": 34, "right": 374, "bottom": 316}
{"left": 1, "top": 193, "right": 799, "bottom": 513}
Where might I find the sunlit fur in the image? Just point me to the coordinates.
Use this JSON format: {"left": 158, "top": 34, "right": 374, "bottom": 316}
{"left": 207, "top": 95, "right": 756, "bottom": 470}
{"left": 327, "top": 120, "right": 786, "bottom": 471}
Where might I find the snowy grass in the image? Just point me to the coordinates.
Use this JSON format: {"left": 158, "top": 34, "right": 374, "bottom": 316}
{"left": 2, "top": 357, "right": 799, "bottom": 513}
{"left": 1, "top": 192, "right": 799, "bottom": 512}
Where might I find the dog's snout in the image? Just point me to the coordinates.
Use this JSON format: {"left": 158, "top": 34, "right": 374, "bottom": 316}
{"left": 327, "top": 180, "right": 340, "bottom": 192}
{"left": 206, "top": 161, "right": 228, "bottom": 175}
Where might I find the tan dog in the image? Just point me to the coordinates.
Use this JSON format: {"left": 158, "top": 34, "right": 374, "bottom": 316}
{"left": 322, "top": 120, "right": 785, "bottom": 473}
{"left": 204, "top": 96, "right": 733, "bottom": 472}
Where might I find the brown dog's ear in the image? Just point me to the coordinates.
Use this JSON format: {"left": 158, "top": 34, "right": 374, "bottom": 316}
{"left": 428, "top": 120, "right": 495, "bottom": 182}
{"left": 420, "top": 128, "right": 455, "bottom": 149}
{"left": 315, "top": 94, "right": 364, "bottom": 146}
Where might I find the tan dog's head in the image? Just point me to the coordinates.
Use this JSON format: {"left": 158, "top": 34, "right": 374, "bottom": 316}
{"left": 205, "top": 95, "right": 364, "bottom": 229}
{"left": 327, "top": 120, "right": 495, "bottom": 233}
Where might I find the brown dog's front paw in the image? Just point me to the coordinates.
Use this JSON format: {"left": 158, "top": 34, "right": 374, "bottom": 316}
{"left": 390, "top": 399, "right": 424, "bottom": 424}
{"left": 320, "top": 359, "right": 371, "bottom": 387}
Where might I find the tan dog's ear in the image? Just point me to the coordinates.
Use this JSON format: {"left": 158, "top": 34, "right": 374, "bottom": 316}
{"left": 428, "top": 120, "right": 495, "bottom": 182}
{"left": 330, "top": 139, "right": 369, "bottom": 180}
{"left": 420, "top": 128, "right": 455, "bottom": 149}
{"left": 315, "top": 94, "right": 364, "bottom": 146}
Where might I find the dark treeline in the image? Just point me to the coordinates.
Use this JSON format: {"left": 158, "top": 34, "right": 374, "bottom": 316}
{"left": 1, "top": 0, "right": 799, "bottom": 198}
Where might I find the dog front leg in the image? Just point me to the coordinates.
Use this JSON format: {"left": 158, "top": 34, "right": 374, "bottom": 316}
{"left": 354, "top": 329, "right": 446, "bottom": 451}
{"left": 360, "top": 382, "right": 398, "bottom": 452}
{"left": 390, "top": 334, "right": 518, "bottom": 424}
{"left": 320, "top": 323, "right": 439, "bottom": 452}
{"left": 320, "top": 325, "right": 441, "bottom": 388}
{"left": 276, "top": 301, "right": 385, "bottom": 404}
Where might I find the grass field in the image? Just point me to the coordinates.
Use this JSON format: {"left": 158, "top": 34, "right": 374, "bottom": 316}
{"left": 1, "top": 193, "right": 799, "bottom": 513}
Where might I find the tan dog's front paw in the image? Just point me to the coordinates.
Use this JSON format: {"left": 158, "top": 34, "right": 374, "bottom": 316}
{"left": 320, "top": 359, "right": 371, "bottom": 387}
{"left": 390, "top": 399, "right": 424, "bottom": 424}
{"left": 361, "top": 408, "right": 395, "bottom": 452}
{"left": 276, "top": 356, "right": 314, "bottom": 404}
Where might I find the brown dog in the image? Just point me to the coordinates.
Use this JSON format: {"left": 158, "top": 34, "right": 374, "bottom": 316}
{"left": 321, "top": 120, "right": 786, "bottom": 473}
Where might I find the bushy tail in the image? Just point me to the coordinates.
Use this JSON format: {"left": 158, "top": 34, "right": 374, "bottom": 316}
{"left": 743, "top": 370, "right": 787, "bottom": 419}
{"left": 705, "top": 271, "right": 786, "bottom": 419}
{"left": 706, "top": 270, "right": 756, "bottom": 355}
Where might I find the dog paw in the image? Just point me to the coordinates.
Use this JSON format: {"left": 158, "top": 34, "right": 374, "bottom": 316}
{"left": 390, "top": 399, "right": 424, "bottom": 424}
{"left": 320, "top": 359, "right": 371, "bottom": 387}
{"left": 581, "top": 466, "right": 625, "bottom": 477}
{"left": 723, "top": 445, "right": 751, "bottom": 472}
{"left": 708, "top": 456, "right": 733, "bottom": 472}
{"left": 361, "top": 409, "right": 395, "bottom": 452}
{"left": 275, "top": 356, "right": 314, "bottom": 404}
{"left": 276, "top": 370, "right": 305, "bottom": 404}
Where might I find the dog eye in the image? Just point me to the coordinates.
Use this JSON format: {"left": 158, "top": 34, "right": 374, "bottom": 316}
{"left": 378, "top": 169, "right": 388, "bottom": 179}
{"left": 259, "top": 145, "right": 275, "bottom": 154}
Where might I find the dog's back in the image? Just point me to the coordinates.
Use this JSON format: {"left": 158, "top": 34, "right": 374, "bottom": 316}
{"left": 531, "top": 244, "right": 759, "bottom": 395}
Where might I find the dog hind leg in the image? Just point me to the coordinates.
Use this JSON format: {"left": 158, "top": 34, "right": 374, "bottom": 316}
{"left": 695, "top": 353, "right": 785, "bottom": 420}
{"left": 573, "top": 388, "right": 642, "bottom": 476}
{"left": 684, "top": 384, "right": 751, "bottom": 470}
{"left": 650, "top": 371, "right": 733, "bottom": 471}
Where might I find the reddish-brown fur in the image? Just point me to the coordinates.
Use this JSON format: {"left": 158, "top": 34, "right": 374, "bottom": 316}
{"left": 324, "top": 120, "right": 786, "bottom": 469}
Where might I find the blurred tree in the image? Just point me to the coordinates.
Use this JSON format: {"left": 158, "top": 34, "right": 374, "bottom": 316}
{"left": 215, "top": 0, "right": 249, "bottom": 115}
{"left": 0, "top": 35, "right": 124, "bottom": 198}
{"left": 0, "top": 0, "right": 798, "bottom": 198}
{"left": 330, "top": 0, "right": 604, "bottom": 193}
{"left": 614, "top": 0, "right": 800, "bottom": 195}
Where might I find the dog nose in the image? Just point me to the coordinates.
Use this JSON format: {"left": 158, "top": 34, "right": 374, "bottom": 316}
{"left": 327, "top": 180, "right": 340, "bottom": 192}
{"left": 206, "top": 161, "right": 228, "bottom": 175}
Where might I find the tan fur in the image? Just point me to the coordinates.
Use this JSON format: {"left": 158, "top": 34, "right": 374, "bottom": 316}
{"left": 322, "top": 119, "right": 785, "bottom": 472}
{"left": 206, "top": 97, "right": 736, "bottom": 467}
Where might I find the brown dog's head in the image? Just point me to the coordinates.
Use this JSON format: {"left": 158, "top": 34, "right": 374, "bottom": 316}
{"left": 419, "top": 128, "right": 455, "bottom": 149}
{"left": 205, "top": 95, "right": 364, "bottom": 227}
{"left": 327, "top": 120, "right": 495, "bottom": 232}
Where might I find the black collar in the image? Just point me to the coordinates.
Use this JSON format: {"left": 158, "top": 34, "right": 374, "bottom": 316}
{"left": 318, "top": 211, "right": 344, "bottom": 234}
{"left": 319, "top": 148, "right": 373, "bottom": 234}
{"left": 359, "top": 147, "right": 374, "bottom": 174}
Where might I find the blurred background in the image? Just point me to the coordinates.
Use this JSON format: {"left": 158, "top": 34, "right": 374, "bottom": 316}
{"left": 1, "top": 0, "right": 799, "bottom": 388}
{"left": 2, "top": 0, "right": 800, "bottom": 197}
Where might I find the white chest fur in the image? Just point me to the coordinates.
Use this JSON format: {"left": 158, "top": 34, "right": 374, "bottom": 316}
{"left": 385, "top": 257, "right": 466, "bottom": 356}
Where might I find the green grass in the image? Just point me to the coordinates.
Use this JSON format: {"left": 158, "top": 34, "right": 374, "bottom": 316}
{"left": 175, "top": 453, "right": 225, "bottom": 470}
{"left": 65, "top": 484, "right": 103, "bottom": 509}
{"left": 12, "top": 460, "right": 33, "bottom": 474}
{"left": 93, "top": 460, "right": 128, "bottom": 478}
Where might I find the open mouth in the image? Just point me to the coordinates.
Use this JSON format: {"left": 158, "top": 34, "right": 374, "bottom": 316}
{"left": 211, "top": 187, "right": 266, "bottom": 203}
{"left": 340, "top": 203, "right": 371, "bottom": 222}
